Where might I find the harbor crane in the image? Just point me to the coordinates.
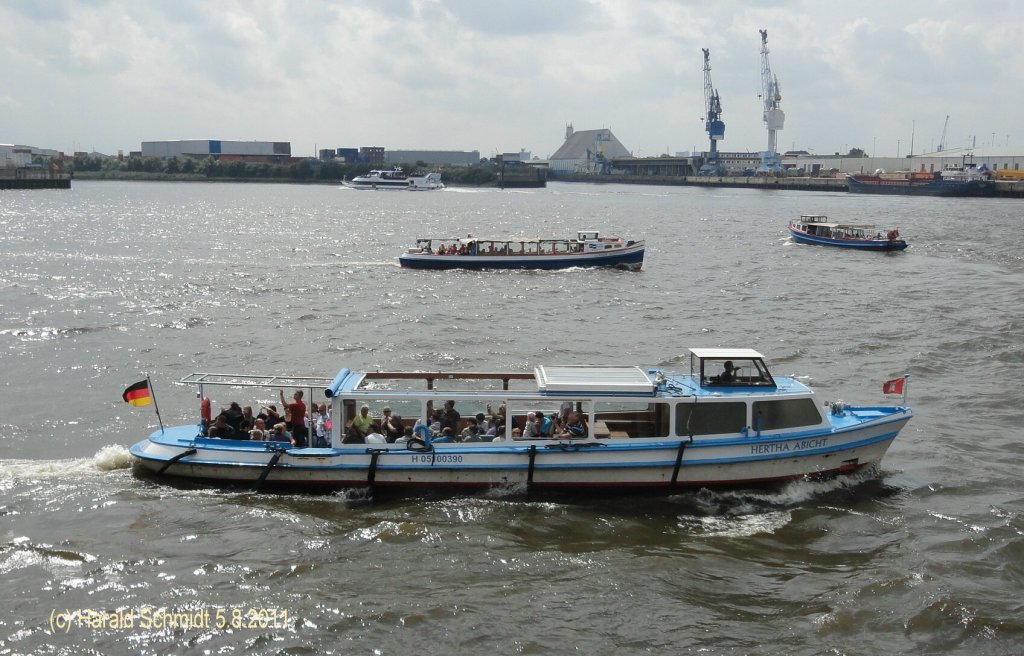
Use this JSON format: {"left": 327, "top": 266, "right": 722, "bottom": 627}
{"left": 698, "top": 47, "right": 726, "bottom": 176}
{"left": 938, "top": 115, "right": 950, "bottom": 152}
{"left": 757, "top": 29, "right": 785, "bottom": 174}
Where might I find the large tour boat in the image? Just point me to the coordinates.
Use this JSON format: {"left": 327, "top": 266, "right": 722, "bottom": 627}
{"left": 344, "top": 168, "right": 444, "bottom": 191}
{"left": 129, "top": 349, "right": 911, "bottom": 493}
{"left": 846, "top": 163, "right": 995, "bottom": 197}
{"left": 788, "top": 215, "right": 907, "bottom": 251}
{"left": 398, "top": 231, "right": 645, "bottom": 270}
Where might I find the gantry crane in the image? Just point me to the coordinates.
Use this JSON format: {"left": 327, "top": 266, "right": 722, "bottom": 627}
{"left": 698, "top": 47, "right": 726, "bottom": 176}
{"left": 757, "top": 29, "right": 785, "bottom": 174}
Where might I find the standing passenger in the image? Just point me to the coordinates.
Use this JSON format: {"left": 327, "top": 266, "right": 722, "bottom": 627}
{"left": 280, "top": 389, "right": 308, "bottom": 448}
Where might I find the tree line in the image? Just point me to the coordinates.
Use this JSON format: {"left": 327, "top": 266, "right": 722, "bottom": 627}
{"left": 69, "top": 154, "right": 499, "bottom": 185}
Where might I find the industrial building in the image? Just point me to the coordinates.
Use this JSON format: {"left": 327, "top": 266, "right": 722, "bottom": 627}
{"left": 141, "top": 140, "right": 291, "bottom": 161}
{"left": 549, "top": 125, "right": 631, "bottom": 174}
{"left": 784, "top": 147, "right": 1024, "bottom": 177}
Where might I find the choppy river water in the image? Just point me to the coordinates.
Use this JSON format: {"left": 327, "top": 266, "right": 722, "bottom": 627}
{"left": 1, "top": 180, "right": 1022, "bottom": 655}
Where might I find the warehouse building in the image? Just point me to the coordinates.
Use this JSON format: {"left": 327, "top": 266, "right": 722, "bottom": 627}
{"left": 549, "top": 125, "right": 631, "bottom": 174}
{"left": 141, "top": 140, "right": 291, "bottom": 161}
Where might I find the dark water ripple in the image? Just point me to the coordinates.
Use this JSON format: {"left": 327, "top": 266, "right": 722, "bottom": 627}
{"left": 1, "top": 181, "right": 1023, "bottom": 654}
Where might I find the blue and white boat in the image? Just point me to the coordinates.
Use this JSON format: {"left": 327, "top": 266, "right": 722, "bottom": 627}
{"left": 788, "top": 215, "right": 908, "bottom": 251}
{"left": 129, "top": 349, "right": 911, "bottom": 492}
{"left": 398, "top": 231, "right": 645, "bottom": 270}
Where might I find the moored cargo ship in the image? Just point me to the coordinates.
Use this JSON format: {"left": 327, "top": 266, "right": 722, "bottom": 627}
{"left": 846, "top": 164, "right": 995, "bottom": 197}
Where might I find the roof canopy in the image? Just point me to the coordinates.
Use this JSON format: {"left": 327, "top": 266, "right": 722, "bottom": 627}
{"left": 534, "top": 366, "right": 655, "bottom": 395}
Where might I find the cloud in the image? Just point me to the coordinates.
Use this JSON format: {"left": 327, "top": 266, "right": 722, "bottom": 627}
{"left": 0, "top": 0, "right": 1021, "bottom": 157}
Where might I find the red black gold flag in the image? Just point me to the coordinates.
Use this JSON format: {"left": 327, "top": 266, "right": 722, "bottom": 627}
{"left": 122, "top": 380, "right": 152, "bottom": 407}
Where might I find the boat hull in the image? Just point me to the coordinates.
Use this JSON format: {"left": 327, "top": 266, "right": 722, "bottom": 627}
{"left": 788, "top": 227, "right": 908, "bottom": 251}
{"left": 130, "top": 411, "right": 909, "bottom": 492}
{"left": 846, "top": 175, "right": 996, "bottom": 197}
{"left": 398, "top": 244, "right": 645, "bottom": 270}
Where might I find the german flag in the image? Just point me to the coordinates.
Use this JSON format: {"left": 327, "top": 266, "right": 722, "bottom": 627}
{"left": 122, "top": 380, "right": 152, "bottom": 407}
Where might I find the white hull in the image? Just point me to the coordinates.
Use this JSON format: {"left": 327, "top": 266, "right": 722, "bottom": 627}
{"left": 131, "top": 414, "right": 907, "bottom": 491}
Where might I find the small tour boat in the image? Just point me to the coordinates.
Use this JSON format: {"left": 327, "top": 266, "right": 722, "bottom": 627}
{"left": 788, "top": 215, "right": 908, "bottom": 251}
{"left": 344, "top": 168, "right": 444, "bottom": 190}
{"left": 129, "top": 349, "right": 911, "bottom": 493}
{"left": 398, "top": 231, "right": 645, "bottom": 270}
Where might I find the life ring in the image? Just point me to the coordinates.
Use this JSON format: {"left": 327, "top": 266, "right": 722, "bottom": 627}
{"left": 886, "top": 229, "right": 899, "bottom": 240}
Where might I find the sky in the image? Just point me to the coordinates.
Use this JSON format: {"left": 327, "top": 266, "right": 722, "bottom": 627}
{"left": 2, "top": 0, "right": 1021, "bottom": 159}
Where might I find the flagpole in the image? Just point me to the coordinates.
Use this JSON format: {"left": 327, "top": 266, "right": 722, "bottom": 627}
{"left": 902, "top": 373, "right": 910, "bottom": 406}
{"left": 147, "top": 374, "right": 165, "bottom": 434}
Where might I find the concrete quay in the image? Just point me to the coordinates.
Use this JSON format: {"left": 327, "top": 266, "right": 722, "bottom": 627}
{"left": 556, "top": 174, "right": 1024, "bottom": 198}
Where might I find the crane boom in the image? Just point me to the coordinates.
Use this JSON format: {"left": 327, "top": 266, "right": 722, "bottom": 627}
{"left": 757, "top": 29, "right": 785, "bottom": 174}
{"left": 938, "top": 115, "right": 950, "bottom": 152}
{"left": 699, "top": 47, "right": 726, "bottom": 176}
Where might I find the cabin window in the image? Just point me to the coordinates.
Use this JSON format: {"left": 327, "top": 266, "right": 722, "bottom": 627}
{"left": 593, "top": 401, "right": 670, "bottom": 438}
{"left": 507, "top": 400, "right": 590, "bottom": 438}
{"left": 751, "top": 399, "right": 822, "bottom": 431}
{"left": 675, "top": 402, "right": 746, "bottom": 436}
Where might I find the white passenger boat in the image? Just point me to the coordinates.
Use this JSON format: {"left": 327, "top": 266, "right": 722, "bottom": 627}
{"left": 129, "top": 349, "right": 911, "bottom": 493}
{"left": 399, "top": 231, "right": 645, "bottom": 270}
{"left": 343, "top": 168, "right": 444, "bottom": 190}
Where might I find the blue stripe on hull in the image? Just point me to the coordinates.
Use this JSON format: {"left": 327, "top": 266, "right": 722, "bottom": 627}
{"left": 789, "top": 229, "right": 907, "bottom": 251}
{"left": 399, "top": 249, "right": 645, "bottom": 270}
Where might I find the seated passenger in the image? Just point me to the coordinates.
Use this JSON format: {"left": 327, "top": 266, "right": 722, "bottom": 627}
{"left": 463, "top": 425, "right": 481, "bottom": 442}
{"left": 259, "top": 405, "right": 282, "bottom": 428}
{"left": 522, "top": 411, "right": 540, "bottom": 438}
{"left": 460, "top": 417, "right": 478, "bottom": 440}
{"left": 249, "top": 418, "right": 267, "bottom": 441}
{"left": 350, "top": 404, "right": 373, "bottom": 441}
{"left": 557, "top": 411, "right": 587, "bottom": 439}
{"left": 269, "top": 422, "right": 291, "bottom": 442}
{"left": 719, "top": 361, "right": 735, "bottom": 383}
{"left": 220, "top": 401, "right": 245, "bottom": 433}
{"left": 380, "top": 407, "right": 404, "bottom": 442}
{"left": 433, "top": 427, "right": 455, "bottom": 443}
{"left": 538, "top": 411, "right": 552, "bottom": 437}
{"left": 206, "top": 414, "right": 236, "bottom": 439}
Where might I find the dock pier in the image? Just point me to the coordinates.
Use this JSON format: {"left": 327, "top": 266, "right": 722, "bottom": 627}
{"left": 0, "top": 169, "right": 72, "bottom": 190}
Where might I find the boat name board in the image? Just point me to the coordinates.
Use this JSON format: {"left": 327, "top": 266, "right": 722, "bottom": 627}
{"left": 750, "top": 437, "right": 827, "bottom": 455}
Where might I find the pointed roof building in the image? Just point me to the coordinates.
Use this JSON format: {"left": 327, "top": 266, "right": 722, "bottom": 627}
{"left": 549, "top": 124, "right": 631, "bottom": 173}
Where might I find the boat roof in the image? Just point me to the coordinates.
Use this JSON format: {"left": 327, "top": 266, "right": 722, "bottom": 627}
{"left": 535, "top": 365, "right": 655, "bottom": 395}
{"left": 793, "top": 220, "right": 879, "bottom": 229}
{"left": 414, "top": 235, "right": 620, "bottom": 244}
{"left": 688, "top": 348, "right": 764, "bottom": 360}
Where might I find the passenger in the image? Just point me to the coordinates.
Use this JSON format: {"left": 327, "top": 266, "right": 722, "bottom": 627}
{"left": 522, "top": 411, "right": 540, "bottom": 438}
{"left": 259, "top": 404, "right": 282, "bottom": 428}
{"left": 312, "top": 406, "right": 328, "bottom": 447}
{"left": 433, "top": 427, "right": 455, "bottom": 443}
{"left": 538, "top": 411, "right": 553, "bottom": 437}
{"left": 381, "top": 407, "right": 404, "bottom": 442}
{"left": 439, "top": 400, "right": 460, "bottom": 436}
{"left": 241, "top": 405, "right": 255, "bottom": 432}
{"left": 365, "top": 423, "right": 387, "bottom": 444}
{"left": 464, "top": 425, "right": 481, "bottom": 442}
{"left": 280, "top": 389, "right": 308, "bottom": 447}
{"left": 270, "top": 422, "right": 291, "bottom": 442}
{"left": 475, "top": 412, "right": 490, "bottom": 434}
{"left": 249, "top": 418, "right": 267, "bottom": 441}
{"left": 557, "top": 411, "right": 587, "bottom": 439}
{"left": 720, "top": 361, "right": 735, "bottom": 383}
{"left": 427, "top": 410, "right": 442, "bottom": 436}
{"left": 220, "top": 401, "right": 245, "bottom": 434}
{"left": 460, "top": 417, "right": 478, "bottom": 440}
{"left": 348, "top": 404, "right": 373, "bottom": 442}
{"left": 206, "top": 414, "right": 236, "bottom": 439}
